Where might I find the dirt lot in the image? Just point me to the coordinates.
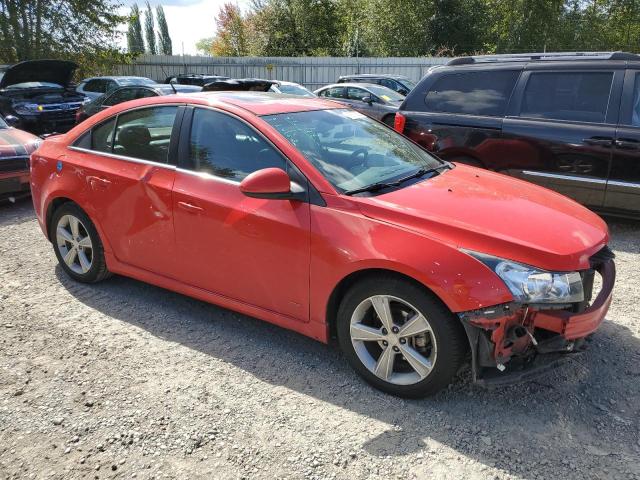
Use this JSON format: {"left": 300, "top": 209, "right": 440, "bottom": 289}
{"left": 1, "top": 198, "right": 639, "bottom": 480}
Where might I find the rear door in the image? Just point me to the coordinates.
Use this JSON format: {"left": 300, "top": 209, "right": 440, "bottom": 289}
{"left": 402, "top": 68, "right": 518, "bottom": 163}
{"left": 605, "top": 69, "right": 640, "bottom": 215}
{"left": 70, "top": 105, "right": 182, "bottom": 276}
{"left": 502, "top": 67, "right": 623, "bottom": 208}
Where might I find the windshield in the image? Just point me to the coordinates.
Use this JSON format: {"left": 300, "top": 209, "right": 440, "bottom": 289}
{"left": 399, "top": 79, "right": 416, "bottom": 90}
{"left": 365, "top": 85, "right": 404, "bottom": 102}
{"left": 5, "top": 82, "right": 63, "bottom": 90}
{"left": 263, "top": 108, "right": 442, "bottom": 193}
{"left": 277, "top": 84, "right": 314, "bottom": 97}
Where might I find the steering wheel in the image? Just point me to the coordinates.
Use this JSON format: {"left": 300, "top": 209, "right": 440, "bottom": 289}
{"left": 350, "top": 147, "right": 369, "bottom": 164}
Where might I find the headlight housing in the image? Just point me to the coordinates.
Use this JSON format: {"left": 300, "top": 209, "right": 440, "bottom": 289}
{"left": 465, "top": 250, "right": 584, "bottom": 304}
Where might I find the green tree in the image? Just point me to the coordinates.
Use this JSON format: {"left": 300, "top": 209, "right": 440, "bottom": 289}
{"left": 211, "top": 3, "right": 248, "bottom": 56}
{"left": 127, "top": 4, "right": 145, "bottom": 55}
{"left": 156, "top": 5, "right": 172, "bottom": 55}
{"left": 0, "top": 0, "right": 128, "bottom": 76}
{"left": 144, "top": 0, "right": 156, "bottom": 54}
{"left": 195, "top": 37, "right": 214, "bottom": 55}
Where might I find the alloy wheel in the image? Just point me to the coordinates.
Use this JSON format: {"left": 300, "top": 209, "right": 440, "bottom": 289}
{"left": 55, "top": 214, "right": 94, "bottom": 275}
{"left": 349, "top": 295, "right": 437, "bottom": 386}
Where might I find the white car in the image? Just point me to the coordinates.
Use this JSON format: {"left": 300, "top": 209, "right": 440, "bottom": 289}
{"left": 76, "top": 76, "right": 156, "bottom": 100}
{"left": 269, "top": 81, "right": 315, "bottom": 97}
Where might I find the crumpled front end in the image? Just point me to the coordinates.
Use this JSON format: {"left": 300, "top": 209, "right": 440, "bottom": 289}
{"left": 459, "top": 246, "right": 615, "bottom": 385}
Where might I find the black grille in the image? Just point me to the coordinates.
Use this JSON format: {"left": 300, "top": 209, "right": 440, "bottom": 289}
{"left": 0, "top": 157, "right": 29, "bottom": 173}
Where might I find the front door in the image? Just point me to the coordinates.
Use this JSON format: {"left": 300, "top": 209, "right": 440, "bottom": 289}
{"left": 172, "top": 107, "right": 311, "bottom": 321}
{"left": 605, "top": 69, "right": 640, "bottom": 215}
{"left": 502, "top": 69, "right": 623, "bottom": 208}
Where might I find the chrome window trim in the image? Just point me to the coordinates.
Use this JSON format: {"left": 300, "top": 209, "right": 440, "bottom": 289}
{"left": 67, "top": 146, "right": 176, "bottom": 170}
{"left": 520, "top": 170, "right": 607, "bottom": 184}
{"left": 607, "top": 180, "right": 640, "bottom": 189}
{"left": 175, "top": 166, "right": 240, "bottom": 186}
{"left": 0, "top": 155, "right": 29, "bottom": 161}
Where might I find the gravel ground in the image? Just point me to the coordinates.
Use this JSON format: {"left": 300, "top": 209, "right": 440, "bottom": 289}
{"left": 1, "top": 197, "right": 639, "bottom": 480}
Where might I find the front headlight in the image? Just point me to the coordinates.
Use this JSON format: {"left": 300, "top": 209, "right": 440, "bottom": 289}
{"left": 465, "top": 250, "right": 584, "bottom": 304}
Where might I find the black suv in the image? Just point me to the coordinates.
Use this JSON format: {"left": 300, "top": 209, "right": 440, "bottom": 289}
{"left": 396, "top": 52, "right": 640, "bottom": 218}
{"left": 337, "top": 74, "right": 416, "bottom": 96}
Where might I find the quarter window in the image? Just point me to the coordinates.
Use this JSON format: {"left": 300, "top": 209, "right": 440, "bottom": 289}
{"left": 112, "top": 106, "right": 178, "bottom": 163}
{"left": 188, "top": 108, "right": 286, "bottom": 181}
{"left": 520, "top": 71, "right": 613, "bottom": 123}
{"left": 91, "top": 118, "right": 116, "bottom": 153}
{"left": 425, "top": 70, "right": 518, "bottom": 116}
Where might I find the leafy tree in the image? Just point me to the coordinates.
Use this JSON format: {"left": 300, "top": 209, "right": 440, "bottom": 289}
{"left": 144, "top": 0, "right": 156, "bottom": 55}
{"left": 127, "top": 4, "right": 145, "bottom": 55}
{"left": 196, "top": 37, "right": 214, "bottom": 55}
{"left": 156, "top": 5, "right": 172, "bottom": 55}
{"left": 210, "top": 3, "right": 248, "bottom": 56}
{"left": 0, "top": 0, "right": 129, "bottom": 76}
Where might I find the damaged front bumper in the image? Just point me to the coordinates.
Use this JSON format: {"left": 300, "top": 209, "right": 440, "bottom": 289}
{"left": 459, "top": 257, "right": 615, "bottom": 386}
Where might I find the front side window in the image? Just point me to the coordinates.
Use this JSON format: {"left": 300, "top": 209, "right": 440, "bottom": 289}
{"left": 263, "top": 108, "right": 442, "bottom": 193}
{"left": 84, "top": 80, "right": 106, "bottom": 93}
{"left": 425, "top": 70, "right": 518, "bottom": 116}
{"left": 112, "top": 106, "right": 178, "bottom": 163}
{"left": 627, "top": 73, "right": 640, "bottom": 127}
{"left": 520, "top": 71, "right": 613, "bottom": 123}
{"left": 188, "top": 108, "right": 286, "bottom": 181}
{"left": 347, "top": 87, "right": 368, "bottom": 101}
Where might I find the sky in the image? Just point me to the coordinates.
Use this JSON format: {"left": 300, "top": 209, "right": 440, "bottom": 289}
{"left": 120, "top": 0, "right": 250, "bottom": 55}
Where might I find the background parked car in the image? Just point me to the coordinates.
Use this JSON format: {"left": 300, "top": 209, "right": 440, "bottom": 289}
{"left": 337, "top": 74, "right": 416, "bottom": 96}
{"left": 0, "top": 115, "right": 40, "bottom": 200}
{"left": 76, "top": 83, "right": 202, "bottom": 122}
{"left": 76, "top": 76, "right": 156, "bottom": 100}
{"left": 269, "top": 81, "right": 315, "bottom": 97}
{"left": 164, "top": 74, "right": 230, "bottom": 86}
{"left": 0, "top": 59, "right": 86, "bottom": 135}
{"left": 315, "top": 83, "right": 403, "bottom": 125}
{"left": 396, "top": 51, "right": 640, "bottom": 219}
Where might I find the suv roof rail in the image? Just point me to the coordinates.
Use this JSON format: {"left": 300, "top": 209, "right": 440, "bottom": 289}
{"left": 447, "top": 51, "right": 640, "bottom": 66}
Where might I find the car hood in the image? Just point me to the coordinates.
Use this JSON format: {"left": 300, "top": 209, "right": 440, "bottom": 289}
{"left": 0, "top": 60, "right": 78, "bottom": 89}
{"left": 0, "top": 127, "right": 40, "bottom": 157}
{"left": 352, "top": 164, "right": 608, "bottom": 272}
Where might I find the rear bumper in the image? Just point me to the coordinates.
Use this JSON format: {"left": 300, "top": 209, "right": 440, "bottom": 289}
{"left": 531, "top": 259, "right": 615, "bottom": 339}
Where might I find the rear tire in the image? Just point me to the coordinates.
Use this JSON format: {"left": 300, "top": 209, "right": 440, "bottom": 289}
{"left": 337, "top": 275, "right": 467, "bottom": 398}
{"left": 50, "top": 203, "right": 110, "bottom": 283}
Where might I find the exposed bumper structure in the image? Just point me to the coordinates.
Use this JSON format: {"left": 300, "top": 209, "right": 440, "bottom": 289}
{"left": 460, "top": 257, "right": 615, "bottom": 385}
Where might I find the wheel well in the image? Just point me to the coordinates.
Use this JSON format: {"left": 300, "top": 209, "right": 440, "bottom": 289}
{"left": 325, "top": 268, "right": 452, "bottom": 342}
{"left": 45, "top": 197, "right": 74, "bottom": 240}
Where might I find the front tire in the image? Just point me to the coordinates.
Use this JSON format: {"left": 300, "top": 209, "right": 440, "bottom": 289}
{"left": 337, "top": 276, "right": 467, "bottom": 398}
{"left": 50, "top": 203, "right": 110, "bottom": 283}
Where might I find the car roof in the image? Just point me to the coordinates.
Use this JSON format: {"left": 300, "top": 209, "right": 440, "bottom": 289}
{"left": 316, "top": 82, "right": 380, "bottom": 90}
{"left": 83, "top": 76, "right": 151, "bottom": 81}
{"left": 445, "top": 51, "right": 640, "bottom": 68}
{"left": 339, "top": 73, "right": 409, "bottom": 79}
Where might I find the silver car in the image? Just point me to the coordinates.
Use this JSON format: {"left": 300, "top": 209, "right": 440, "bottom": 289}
{"left": 76, "top": 76, "right": 157, "bottom": 100}
{"left": 314, "top": 83, "right": 404, "bottom": 126}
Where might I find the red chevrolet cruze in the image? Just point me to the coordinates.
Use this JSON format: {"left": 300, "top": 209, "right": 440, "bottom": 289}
{"left": 30, "top": 92, "right": 615, "bottom": 397}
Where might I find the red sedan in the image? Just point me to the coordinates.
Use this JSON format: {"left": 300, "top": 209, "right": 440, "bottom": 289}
{"left": 30, "top": 92, "right": 615, "bottom": 397}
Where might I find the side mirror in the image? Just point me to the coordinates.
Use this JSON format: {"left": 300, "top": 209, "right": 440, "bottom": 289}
{"left": 239, "top": 168, "right": 305, "bottom": 200}
{"left": 4, "top": 115, "right": 19, "bottom": 127}
{"left": 361, "top": 95, "right": 373, "bottom": 104}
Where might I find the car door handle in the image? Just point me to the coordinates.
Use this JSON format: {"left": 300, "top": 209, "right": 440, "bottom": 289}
{"left": 615, "top": 138, "right": 640, "bottom": 150}
{"left": 177, "top": 201, "right": 204, "bottom": 213}
{"left": 583, "top": 137, "right": 614, "bottom": 147}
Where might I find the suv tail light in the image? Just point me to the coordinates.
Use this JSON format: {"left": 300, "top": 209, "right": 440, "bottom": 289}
{"left": 394, "top": 112, "right": 406, "bottom": 133}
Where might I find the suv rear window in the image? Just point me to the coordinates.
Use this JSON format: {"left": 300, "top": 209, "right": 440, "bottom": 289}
{"left": 425, "top": 70, "right": 518, "bottom": 116}
{"left": 520, "top": 71, "right": 613, "bottom": 123}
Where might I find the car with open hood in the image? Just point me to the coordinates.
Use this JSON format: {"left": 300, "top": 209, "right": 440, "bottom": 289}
{"left": 0, "top": 59, "right": 86, "bottom": 135}
{"left": 30, "top": 92, "right": 615, "bottom": 397}
{"left": 0, "top": 116, "right": 40, "bottom": 200}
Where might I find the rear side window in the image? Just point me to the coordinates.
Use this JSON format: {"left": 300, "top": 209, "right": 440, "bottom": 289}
{"left": 629, "top": 73, "right": 640, "bottom": 126}
{"left": 103, "top": 88, "right": 137, "bottom": 107}
{"left": 113, "top": 106, "right": 178, "bottom": 163}
{"left": 91, "top": 118, "right": 116, "bottom": 153}
{"left": 84, "top": 79, "right": 107, "bottom": 93}
{"left": 520, "top": 71, "right": 613, "bottom": 123}
{"left": 425, "top": 70, "right": 518, "bottom": 116}
{"left": 347, "top": 87, "right": 368, "bottom": 101}
{"left": 188, "top": 108, "right": 286, "bottom": 181}
{"left": 321, "top": 87, "right": 345, "bottom": 99}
